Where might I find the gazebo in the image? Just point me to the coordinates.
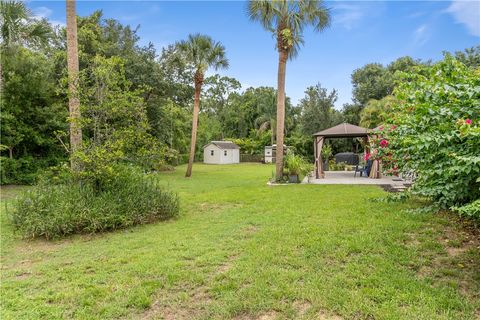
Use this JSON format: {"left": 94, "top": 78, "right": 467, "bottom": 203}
{"left": 313, "top": 123, "right": 379, "bottom": 179}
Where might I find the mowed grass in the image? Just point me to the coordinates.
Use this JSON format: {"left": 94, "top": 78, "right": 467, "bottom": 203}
{"left": 1, "top": 163, "right": 479, "bottom": 320}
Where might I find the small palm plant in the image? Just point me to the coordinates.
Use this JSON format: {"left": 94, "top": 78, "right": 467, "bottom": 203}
{"left": 177, "top": 34, "right": 229, "bottom": 177}
{"left": 284, "top": 150, "right": 312, "bottom": 183}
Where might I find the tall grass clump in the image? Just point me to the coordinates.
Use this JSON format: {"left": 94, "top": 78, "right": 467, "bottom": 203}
{"left": 10, "top": 165, "right": 179, "bottom": 239}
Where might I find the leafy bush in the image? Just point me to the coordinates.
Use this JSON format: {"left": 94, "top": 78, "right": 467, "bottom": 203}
{"left": 453, "top": 199, "right": 480, "bottom": 220}
{"left": 321, "top": 144, "right": 332, "bottom": 160}
{"left": 328, "top": 160, "right": 349, "bottom": 171}
{"left": 0, "top": 156, "right": 63, "bottom": 185}
{"left": 284, "top": 151, "right": 312, "bottom": 181}
{"left": 10, "top": 165, "right": 179, "bottom": 239}
{"left": 388, "top": 55, "right": 480, "bottom": 213}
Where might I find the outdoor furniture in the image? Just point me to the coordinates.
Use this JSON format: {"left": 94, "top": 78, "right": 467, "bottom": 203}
{"left": 354, "top": 164, "right": 364, "bottom": 177}
{"left": 354, "top": 159, "right": 372, "bottom": 178}
{"left": 334, "top": 152, "right": 359, "bottom": 166}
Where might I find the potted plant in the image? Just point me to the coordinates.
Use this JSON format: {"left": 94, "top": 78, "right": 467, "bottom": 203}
{"left": 321, "top": 144, "right": 332, "bottom": 171}
{"left": 284, "top": 151, "right": 311, "bottom": 183}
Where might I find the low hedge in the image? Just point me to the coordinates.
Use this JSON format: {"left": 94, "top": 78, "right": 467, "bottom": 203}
{"left": 240, "top": 154, "right": 263, "bottom": 163}
{"left": 10, "top": 165, "right": 179, "bottom": 239}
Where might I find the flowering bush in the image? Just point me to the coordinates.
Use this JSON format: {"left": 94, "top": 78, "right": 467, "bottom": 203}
{"left": 368, "top": 126, "right": 399, "bottom": 176}
{"left": 387, "top": 55, "right": 480, "bottom": 219}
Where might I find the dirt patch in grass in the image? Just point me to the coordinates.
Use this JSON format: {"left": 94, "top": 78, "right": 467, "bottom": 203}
{"left": 413, "top": 213, "right": 480, "bottom": 299}
{"left": 317, "top": 310, "right": 343, "bottom": 320}
{"left": 199, "top": 202, "right": 243, "bottom": 214}
{"left": 14, "top": 271, "right": 31, "bottom": 279}
{"left": 217, "top": 254, "right": 239, "bottom": 274}
{"left": 293, "top": 300, "right": 312, "bottom": 317}
{"left": 141, "top": 284, "right": 213, "bottom": 320}
{"left": 233, "top": 310, "right": 279, "bottom": 320}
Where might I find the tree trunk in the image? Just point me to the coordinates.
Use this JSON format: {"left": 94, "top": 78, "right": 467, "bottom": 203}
{"left": 185, "top": 72, "right": 203, "bottom": 177}
{"left": 66, "top": 0, "right": 82, "bottom": 171}
{"left": 8, "top": 146, "right": 13, "bottom": 159}
{"left": 275, "top": 49, "right": 288, "bottom": 181}
{"left": 270, "top": 118, "right": 275, "bottom": 146}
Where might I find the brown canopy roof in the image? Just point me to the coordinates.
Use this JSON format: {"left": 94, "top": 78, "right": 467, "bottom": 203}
{"left": 204, "top": 141, "right": 239, "bottom": 149}
{"left": 313, "top": 123, "right": 368, "bottom": 138}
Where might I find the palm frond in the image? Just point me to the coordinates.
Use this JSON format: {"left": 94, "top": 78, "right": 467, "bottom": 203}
{"left": 176, "top": 33, "right": 229, "bottom": 77}
{"left": 247, "top": 0, "right": 331, "bottom": 59}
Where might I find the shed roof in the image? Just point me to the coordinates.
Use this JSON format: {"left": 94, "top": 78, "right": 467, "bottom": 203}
{"left": 204, "top": 141, "right": 239, "bottom": 150}
{"left": 313, "top": 123, "right": 368, "bottom": 138}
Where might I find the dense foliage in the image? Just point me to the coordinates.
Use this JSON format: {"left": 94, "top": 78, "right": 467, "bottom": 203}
{"left": 387, "top": 56, "right": 480, "bottom": 218}
{"left": 10, "top": 165, "right": 179, "bottom": 239}
{"left": 1, "top": 4, "right": 478, "bottom": 195}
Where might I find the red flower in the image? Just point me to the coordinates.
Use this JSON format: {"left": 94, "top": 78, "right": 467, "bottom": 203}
{"left": 465, "top": 119, "right": 472, "bottom": 125}
{"left": 363, "top": 153, "right": 371, "bottom": 161}
{"left": 379, "top": 139, "right": 389, "bottom": 148}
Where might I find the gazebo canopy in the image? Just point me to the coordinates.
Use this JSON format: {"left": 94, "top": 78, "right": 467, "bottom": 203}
{"left": 313, "top": 123, "right": 368, "bottom": 138}
{"left": 313, "top": 123, "right": 377, "bottom": 179}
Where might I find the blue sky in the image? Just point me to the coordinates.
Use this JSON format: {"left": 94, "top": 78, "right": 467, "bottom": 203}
{"left": 29, "top": 1, "right": 480, "bottom": 108}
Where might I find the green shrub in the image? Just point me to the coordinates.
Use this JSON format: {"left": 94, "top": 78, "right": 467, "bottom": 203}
{"left": 284, "top": 151, "right": 312, "bottom": 182}
{"left": 328, "top": 160, "right": 348, "bottom": 171}
{"left": 453, "top": 200, "right": 480, "bottom": 220}
{"left": 388, "top": 55, "right": 480, "bottom": 213}
{"left": 0, "top": 156, "right": 63, "bottom": 185}
{"left": 10, "top": 165, "right": 179, "bottom": 239}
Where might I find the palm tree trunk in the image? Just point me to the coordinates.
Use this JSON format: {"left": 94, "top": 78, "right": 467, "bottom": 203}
{"left": 270, "top": 118, "right": 275, "bottom": 146}
{"left": 0, "top": 56, "right": 3, "bottom": 97}
{"left": 185, "top": 73, "right": 203, "bottom": 177}
{"left": 275, "top": 49, "right": 288, "bottom": 181}
{"left": 66, "top": 0, "right": 82, "bottom": 171}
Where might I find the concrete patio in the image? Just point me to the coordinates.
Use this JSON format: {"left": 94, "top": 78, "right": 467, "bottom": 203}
{"left": 302, "top": 170, "right": 409, "bottom": 188}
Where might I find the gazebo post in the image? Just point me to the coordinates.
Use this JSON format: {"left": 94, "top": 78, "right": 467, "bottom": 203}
{"left": 315, "top": 136, "right": 324, "bottom": 179}
{"left": 314, "top": 136, "right": 317, "bottom": 178}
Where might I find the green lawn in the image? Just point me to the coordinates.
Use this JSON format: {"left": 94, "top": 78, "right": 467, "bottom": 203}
{"left": 1, "top": 163, "right": 479, "bottom": 319}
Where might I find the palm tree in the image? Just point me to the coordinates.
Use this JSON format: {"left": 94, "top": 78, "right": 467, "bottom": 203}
{"left": 177, "top": 34, "right": 228, "bottom": 177}
{"left": 254, "top": 88, "right": 277, "bottom": 145}
{"left": 248, "top": 0, "right": 330, "bottom": 181}
{"left": 66, "top": 0, "right": 82, "bottom": 171}
{"left": 0, "top": 0, "right": 51, "bottom": 93}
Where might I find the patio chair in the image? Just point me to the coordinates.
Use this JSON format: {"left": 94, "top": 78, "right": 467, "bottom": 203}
{"left": 354, "top": 164, "right": 364, "bottom": 177}
{"left": 355, "top": 159, "right": 372, "bottom": 178}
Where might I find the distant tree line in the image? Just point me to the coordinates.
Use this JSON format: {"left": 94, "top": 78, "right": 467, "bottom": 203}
{"left": 1, "top": 2, "right": 479, "bottom": 183}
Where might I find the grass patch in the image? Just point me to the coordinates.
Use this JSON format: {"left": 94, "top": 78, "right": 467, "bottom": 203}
{"left": 1, "top": 164, "right": 479, "bottom": 319}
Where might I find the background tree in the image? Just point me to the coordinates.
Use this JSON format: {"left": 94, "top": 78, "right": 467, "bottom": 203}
{"left": 66, "top": 0, "right": 82, "bottom": 171}
{"left": 177, "top": 34, "right": 228, "bottom": 177}
{"left": 0, "top": 0, "right": 51, "bottom": 93}
{"left": 248, "top": 0, "right": 331, "bottom": 181}
{"left": 359, "top": 95, "right": 398, "bottom": 128}
{"left": 351, "top": 63, "right": 393, "bottom": 106}
{"left": 299, "top": 83, "right": 341, "bottom": 135}
{"left": 253, "top": 87, "right": 277, "bottom": 145}
{"left": 452, "top": 45, "right": 480, "bottom": 68}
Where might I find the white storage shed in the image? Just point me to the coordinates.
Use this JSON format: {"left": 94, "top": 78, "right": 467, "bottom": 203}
{"left": 264, "top": 144, "right": 288, "bottom": 163}
{"left": 203, "top": 141, "right": 240, "bottom": 164}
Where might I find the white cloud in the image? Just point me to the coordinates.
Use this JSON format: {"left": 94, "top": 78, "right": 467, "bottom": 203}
{"left": 332, "top": 4, "right": 365, "bottom": 30}
{"left": 32, "top": 6, "right": 52, "bottom": 20}
{"left": 447, "top": 0, "right": 480, "bottom": 37}
{"left": 331, "top": 2, "right": 385, "bottom": 30}
{"left": 32, "top": 6, "right": 65, "bottom": 28}
{"left": 414, "top": 24, "right": 429, "bottom": 46}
